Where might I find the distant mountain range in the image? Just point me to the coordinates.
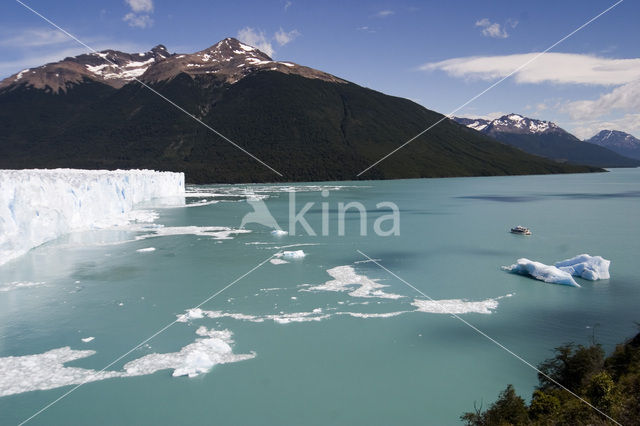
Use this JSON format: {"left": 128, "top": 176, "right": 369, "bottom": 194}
{"left": 586, "top": 130, "right": 640, "bottom": 160}
{"left": 454, "top": 114, "right": 640, "bottom": 168}
{"left": 0, "top": 39, "right": 601, "bottom": 183}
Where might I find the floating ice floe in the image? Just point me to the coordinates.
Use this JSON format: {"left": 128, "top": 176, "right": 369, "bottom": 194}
{"left": 503, "top": 254, "right": 611, "bottom": 287}
{"left": 81, "top": 337, "right": 95, "bottom": 343}
{"left": 176, "top": 293, "right": 511, "bottom": 326}
{"left": 179, "top": 306, "right": 411, "bottom": 323}
{"left": 502, "top": 258, "right": 580, "bottom": 287}
{"left": 124, "top": 326, "right": 255, "bottom": 378}
{"left": 411, "top": 294, "right": 511, "bottom": 314}
{"left": 0, "top": 326, "right": 253, "bottom": 397}
{"left": 270, "top": 258, "right": 289, "bottom": 265}
{"left": 302, "top": 265, "right": 403, "bottom": 299}
{"left": 554, "top": 254, "right": 610, "bottom": 281}
{"left": 176, "top": 307, "right": 331, "bottom": 324}
{"left": 279, "top": 250, "right": 306, "bottom": 259}
{"left": 0, "top": 347, "right": 123, "bottom": 397}
{"left": 135, "top": 225, "right": 251, "bottom": 241}
{"left": 273, "top": 243, "right": 320, "bottom": 249}
{"left": 0, "top": 169, "right": 184, "bottom": 266}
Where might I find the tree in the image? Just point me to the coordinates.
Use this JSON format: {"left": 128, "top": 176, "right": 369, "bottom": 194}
{"left": 528, "top": 390, "right": 560, "bottom": 421}
{"left": 461, "top": 385, "right": 529, "bottom": 426}
{"left": 538, "top": 344, "right": 604, "bottom": 392}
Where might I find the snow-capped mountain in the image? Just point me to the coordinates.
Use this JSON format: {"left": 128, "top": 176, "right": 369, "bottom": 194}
{"left": 0, "top": 45, "right": 171, "bottom": 92}
{"left": 0, "top": 38, "right": 343, "bottom": 93}
{"left": 586, "top": 130, "right": 640, "bottom": 160}
{"left": 0, "top": 40, "right": 604, "bottom": 183}
{"left": 453, "top": 114, "right": 640, "bottom": 168}
{"left": 142, "top": 38, "right": 343, "bottom": 85}
{"left": 454, "top": 114, "right": 565, "bottom": 136}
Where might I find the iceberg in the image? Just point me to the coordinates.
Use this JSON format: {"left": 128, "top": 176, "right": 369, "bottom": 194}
{"left": 554, "top": 254, "right": 610, "bottom": 281}
{"left": 0, "top": 169, "right": 184, "bottom": 266}
{"left": 502, "top": 258, "right": 580, "bottom": 287}
{"left": 281, "top": 250, "right": 306, "bottom": 259}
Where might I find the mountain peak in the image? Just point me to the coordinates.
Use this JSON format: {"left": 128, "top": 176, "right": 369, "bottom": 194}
{"left": 453, "top": 114, "right": 640, "bottom": 167}
{"left": 151, "top": 44, "right": 169, "bottom": 55}
{"left": 487, "top": 114, "right": 561, "bottom": 135}
{"left": 452, "top": 113, "right": 562, "bottom": 135}
{"left": 199, "top": 37, "right": 272, "bottom": 61}
{"left": 142, "top": 37, "right": 344, "bottom": 85}
{"left": 0, "top": 37, "right": 345, "bottom": 93}
{"left": 587, "top": 130, "right": 640, "bottom": 159}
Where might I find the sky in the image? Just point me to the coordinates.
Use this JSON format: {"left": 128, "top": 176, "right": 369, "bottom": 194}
{"left": 0, "top": 0, "right": 638, "bottom": 139}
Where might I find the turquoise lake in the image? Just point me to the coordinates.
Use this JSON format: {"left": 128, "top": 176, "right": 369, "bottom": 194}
{"left": 1, "top": 168, "right": 639, "bottom": 425}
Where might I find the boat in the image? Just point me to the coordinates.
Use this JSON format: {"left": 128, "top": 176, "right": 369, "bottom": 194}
{"left": 510, "top": 225, "right": 531, "bottom": 235}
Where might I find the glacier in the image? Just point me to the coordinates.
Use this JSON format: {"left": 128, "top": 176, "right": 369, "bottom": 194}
{"left": 0, "top": 169, "right": 184, "bottom": 266}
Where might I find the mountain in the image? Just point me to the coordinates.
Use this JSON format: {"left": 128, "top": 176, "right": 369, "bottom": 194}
{"left": 454, "top": 114, "right": 640, "bottom": 168}
{"left": 586, "top": 130, "right": 640, "bottom": 160}
{"left": 0, "top": 39, "right": 601, "bottom": 183}
{"left": 0, "top": 45, "right": 172, "bottom": 93}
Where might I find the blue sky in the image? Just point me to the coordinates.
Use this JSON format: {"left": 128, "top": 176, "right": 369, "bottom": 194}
{"left": 1, "top": 0, "right": 638, "bottom": 138}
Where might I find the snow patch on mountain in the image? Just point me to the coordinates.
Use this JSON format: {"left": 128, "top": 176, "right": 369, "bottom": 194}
{"left": 454, "top": 114, "right": 562, "bottom": 136}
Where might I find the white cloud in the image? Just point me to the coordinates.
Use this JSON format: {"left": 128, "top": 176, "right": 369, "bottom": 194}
{"left": 123, "top": 0, "right": 154, "bottom": 28}
{"left": 375, "top": 10, "right": 394, "bottom": 18}
{"left": 421, "top": 52, "right": 640, "bottom": 86}
{"left": 237, "top": 27, "right": 301, "bottom": 57}
{"left": 565, "top": 79, "right": 640, "bottom": 121}
{"left": 125, "top": 0, "right": 153, "bottom": 13}
{"left": 284, "top": 1, "right": 292, "bottom": 11}
{"left": 475, "top": 18, "right": 509, "bottom": 38}
{"left": 237, "top": 27, "right": 274, "bottom": 57}
{"left": 123, "top": 13, "right": 153, "bottom": 28}
{"left": 274, "top": 28, "right": 300, "bottom": 46}
{"left": 570, "top": 113, "right": 640, "bottom": 139}
{"left": 0, "top": 28, "right": 71, "bottom": 48}
{"left": 460, "top": 111, "right": 509, "bottom": 121}
{"left": 357, "top": 26, "right": 376, "bottom": 33}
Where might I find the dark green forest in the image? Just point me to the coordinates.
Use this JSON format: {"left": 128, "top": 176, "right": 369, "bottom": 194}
{"left": 0, "top": 71, "right": 601, "bottom": 183}
{"left": 462, "top": 329, "right": 640, "bottom": 425}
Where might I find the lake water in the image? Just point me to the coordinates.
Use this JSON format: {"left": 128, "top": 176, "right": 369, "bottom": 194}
{"left": 1, "top": 169, "right": 639, "bottom": 425}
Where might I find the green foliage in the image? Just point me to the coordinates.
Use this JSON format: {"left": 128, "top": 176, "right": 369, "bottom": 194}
{"left": 462, "top": 331, "right": 640, "bottom": 425}
{"left": 585, "top": 372, "right": 617, "bottom": 412}
{"left": 537, "top": 343, "right": 605, "bottom": 392}
{"left": 461, "top": 385, "right": 529, "bottom": 425}
{"left": 528, "top": 390, "right": 560, "bottom": 420}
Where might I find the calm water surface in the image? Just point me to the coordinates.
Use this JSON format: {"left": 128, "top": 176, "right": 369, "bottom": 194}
{"left": 1, "top": 169, "right": 639, "bottom": 425}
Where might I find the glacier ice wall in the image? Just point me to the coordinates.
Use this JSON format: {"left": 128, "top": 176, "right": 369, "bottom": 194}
{"left": 0, "top": 169, "right": 184, "bottom": 266}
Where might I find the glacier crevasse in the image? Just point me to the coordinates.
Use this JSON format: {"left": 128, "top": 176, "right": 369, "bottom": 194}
{"left": 0, "top": 169, "right": 184, "bottom": 265}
